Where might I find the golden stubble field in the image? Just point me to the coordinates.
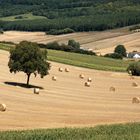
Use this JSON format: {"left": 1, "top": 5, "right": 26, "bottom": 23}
{"left": 0, "top": 50, "right": 140, "bottom": 131}
{"left": 0, "top": 27, "right": 140, "bottom": 55}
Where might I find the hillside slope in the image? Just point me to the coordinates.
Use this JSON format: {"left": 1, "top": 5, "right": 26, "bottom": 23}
{"left": 0, "top": 50, "right": 140, "bottom": 130}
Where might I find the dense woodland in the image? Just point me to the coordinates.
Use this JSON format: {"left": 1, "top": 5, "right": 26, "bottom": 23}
{"left": 0, "top": 0, "right": 140, "bottom": 31}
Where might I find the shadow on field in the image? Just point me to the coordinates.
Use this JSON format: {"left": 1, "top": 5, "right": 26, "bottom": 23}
{"left": 4, "top": 82, "right": 44, "bottom": 89}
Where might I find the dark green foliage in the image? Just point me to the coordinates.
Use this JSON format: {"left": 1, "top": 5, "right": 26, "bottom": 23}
{"left": 127, "top": 62, "right": 140, "bottom": 76}
{"left": 68, "top": 39, "right": 80, "bottom": 49}
{"left": 0, "top": 123, "right": 140, "bottom": 140}
{"left": 0, "top": 1, "right": 140, "bottom": 31}
{"left": 104, "top": 53, "right": 123, "bottom": 59}
{"left": 114, "top": 45, "right": 127, "bottom": 57}
{"left": 39, "top": 41, "right": 96, "bottom": 55}
{"left": 8, "top": 41, "right": 50, "bottom": 86}
{"left": 47, "top": 28, "right": 75, "bottom": 35}
{"left": 0, "top": 28, "right": 3, "bottom": 34}
{"left": 129, "top": 25, "right": 140, "bottom": 31}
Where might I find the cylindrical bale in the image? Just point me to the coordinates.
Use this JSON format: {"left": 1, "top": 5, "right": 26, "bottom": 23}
{"left": 85, "top": 82, "right": 90, "bottom": 87}
{"left": 132, "top": 97, "right": 140, "bottom": 104}
{"left": 58, "top": 67, "right": 63, "bottom": 72}
{"left": 132, "top": 82, "right": 138, "bottom": 87}
{"left": 87, "top": 77, "right": 92, "bottom": 82}
{"left": 65, "top": 68, "right": 69, "bottom": 72}
{"left": 0, "top": 104, "right": 6, "bottom": 112}
{"left": 109, "top": 87, "right": 115, "bottom": 92}
{"left": 52, "top": 76, "right": 57, "bottom": 81}
{"left": 79, "top": 74, "right": 84, "bottom": 79}
{"left": 34, "top": 88, "right": 40, "bottom": 94}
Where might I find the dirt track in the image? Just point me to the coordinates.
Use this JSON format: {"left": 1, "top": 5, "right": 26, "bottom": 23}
{"left": 0, "top": 50, "right": 140, "bottom": 130}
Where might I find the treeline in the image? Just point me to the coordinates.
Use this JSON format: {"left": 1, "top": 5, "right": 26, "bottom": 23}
{"left": 47, "top": 28, "right": 75, "bottom": 35}
{"left": 0, "top": 0, "right": 140, "bottom": 31}
{"left": 39, "top": 40, "right": 96, "bottom": 55}
{"left": 1, "top": 10, "right": 140, "bottom": 32}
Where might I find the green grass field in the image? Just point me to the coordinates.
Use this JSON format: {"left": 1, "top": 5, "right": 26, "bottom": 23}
{"left": 48, "top": 50, "right": 130, "bottom": 72}
{"left": 0, "top": 123, "right": 139, "bottom": 140}
{"left": 0, "top": 43, "right": 130, "bottom": 72}
{"left": 0, "top": 13, "right": 47, "bottom": 21}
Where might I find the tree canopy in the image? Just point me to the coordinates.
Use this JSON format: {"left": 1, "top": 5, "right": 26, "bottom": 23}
{"left": 114, "top": 45, "right": 127, "bottom": 57}
{"left": 8, "top": 41, "right": 50, "bottom": 86}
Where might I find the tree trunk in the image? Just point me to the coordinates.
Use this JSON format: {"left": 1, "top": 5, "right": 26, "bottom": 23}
{"left": 27, "top": 73, "right": 31, "bottom": 86}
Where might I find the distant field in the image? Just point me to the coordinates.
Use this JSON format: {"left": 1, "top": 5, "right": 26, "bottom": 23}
{"left": 0, "top": 43, "right": 130, "bottom": 72}
{"left": 0, "top": 28, "right": 140, "bottom": 55}
{"left": 0, "top": 13, "right": 47, "bottom": 21}
{"left": 0, "top": 123, "right": 140, "bottom": 140}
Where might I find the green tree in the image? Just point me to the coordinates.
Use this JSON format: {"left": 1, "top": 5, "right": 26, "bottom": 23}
{"left": 114, "top": 45, "right": 127, "bottom": 57}
{"left": 68, "top": 40, "right": 80, "bottom": 49}
{"left": 127, "top": 62, "right": 140, "bottom": 76}
{"left": 8, "top": 41, "right": 50, "bottom": 86}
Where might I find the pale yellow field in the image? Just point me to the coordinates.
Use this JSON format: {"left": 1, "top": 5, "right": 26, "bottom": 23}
{"left": 0, "top": 50, "right": 140, "bottom": 131}
{"left": 1, "top": 28, "right": 140, "bottom": 55}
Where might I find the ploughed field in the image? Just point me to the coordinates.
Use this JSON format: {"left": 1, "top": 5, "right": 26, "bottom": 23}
{"left": 0, "top": 27, "right": 140, "bottom": 55}
{"left": 0, "top": 50, "right": 140, "bottom": 130}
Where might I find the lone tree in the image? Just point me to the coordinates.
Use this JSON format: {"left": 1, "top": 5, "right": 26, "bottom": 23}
{"left": 8, "top": 41, "right": 50, "bottom": 86}
{"left": 114, "top": 45, "right": 126, "bottom": 57}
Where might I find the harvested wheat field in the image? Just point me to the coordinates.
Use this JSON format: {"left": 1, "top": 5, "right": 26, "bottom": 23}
{"left": 0, "top": 49, "right": 140, "bottom": 131}
{"left": 1, "top": 27, "right": 140, "bottom": 55}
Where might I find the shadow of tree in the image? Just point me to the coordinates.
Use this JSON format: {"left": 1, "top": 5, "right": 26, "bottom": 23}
{"left": 4, "top": 82, "right": 44, "bottom": 89}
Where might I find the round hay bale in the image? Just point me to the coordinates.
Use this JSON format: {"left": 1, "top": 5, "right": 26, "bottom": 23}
{"left": 52, "top": 76, "right": 57, "bottom": 81}
{"left": 110, "top": 87, "right": 115, "bottom": 92}
{"left": 79, "top": 74, "right": 84, "bottom": 79}
{"left": 58, "top": 67, "right": 63, "bottom": 72}
{"left": 65, "top": 68, "right": 69, "bottom": 72}
{"left": 85, "top": 82, "right": 90, "bottom": 87}
{"left": 132, "top": 97, "right": 140, "bottom": 104}
{"left": 132, "top": 82, "right": 138, "bottom": 87}
{"left": 34, "top": 88, "right": 40, "bottom": 94}
{"left": 0, "top": 104, "right": 6, "bottom": 112}
{"left": 87, "top": 77, "right": 92, "bottom": 82}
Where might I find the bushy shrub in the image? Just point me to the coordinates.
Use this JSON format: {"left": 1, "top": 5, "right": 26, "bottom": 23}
{"left": 114, "top": 45, "right": 126, "bottom": 57}
{"left": 127, "top": 62, "right": 140, "bottom": 76}
{"left": 47, "top": 28, "right": 75, "bottom": 35}
{"left": 104, "top": 53, "right": 123, "bottom": 59}
{"left": 68, "top": 39, "right": 80, "bottom": 49}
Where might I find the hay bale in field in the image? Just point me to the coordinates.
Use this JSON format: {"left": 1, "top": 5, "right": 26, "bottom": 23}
{"left": 109, "top": 86, "right": 115, "bottom": 92}
{"left": 58, "top": 67, "right": 63, "bottom": 72}
{"left": 132, "top": 97, "right": 140, "bottom": 104}
{"left": 132, "top": 82, "right": 138, "bottom": 87}
{"left": 52, "top": 76, "right": 57, "bottom": 81}
{"left": 65, "top": 68, "right": 69, "bottom": 72}
{"left": 34, "top": 88, "right": 40, "bottom": 94}
{"left": 85, "top": 82, "right": 90, "bottom": 87}
{"left": 0, "top": 104, "right": 6, "bottom": 112}
{"left": 79, "top": 74, "right": 84, "bottom": 79}
{"left": 87, "top": 77, "right": 92, "bottom": 82}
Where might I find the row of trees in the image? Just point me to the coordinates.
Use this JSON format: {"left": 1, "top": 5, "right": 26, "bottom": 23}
{"left": 39, "top": 40, "right": 96, "bottom": 55}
